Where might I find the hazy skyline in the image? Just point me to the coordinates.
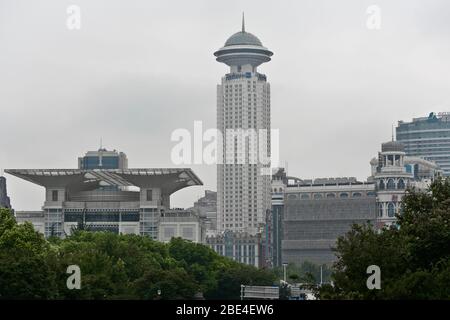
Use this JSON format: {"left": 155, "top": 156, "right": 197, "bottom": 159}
{"left": 1, "top": 0, "right": 450, "bottom": 210}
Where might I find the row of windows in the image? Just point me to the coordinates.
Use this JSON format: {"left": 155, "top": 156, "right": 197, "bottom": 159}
{"left": 378, "top": 202, "right": 401, "bottom": 218}
{"left": 64, "top": 212, "right": 140, "bottom": 222}
{"left": 286, "top": 191, "right": 376, "bottom": 200}
{"left": 378, "top": 178, "right": 406, "bottom": 190}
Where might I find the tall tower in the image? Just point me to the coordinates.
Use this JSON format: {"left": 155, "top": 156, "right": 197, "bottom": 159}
{"left": 214, "top": 15, "right": 273, "bottom": 235}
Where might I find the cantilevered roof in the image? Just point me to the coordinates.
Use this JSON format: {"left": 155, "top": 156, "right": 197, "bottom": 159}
{"left": 5, "top": 168, "right": 203, "bottom": 195}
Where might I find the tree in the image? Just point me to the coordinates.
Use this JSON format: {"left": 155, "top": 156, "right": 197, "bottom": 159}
{"left": 319, "top": 178, "right": 450, "bottom": 300}
{"left": 0, "top": 208, "right": 58, "bottom": 299}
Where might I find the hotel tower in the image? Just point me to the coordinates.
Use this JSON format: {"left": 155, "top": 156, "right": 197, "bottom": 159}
{"left": 214, "top": 15, "right": 273, "bottom": 235}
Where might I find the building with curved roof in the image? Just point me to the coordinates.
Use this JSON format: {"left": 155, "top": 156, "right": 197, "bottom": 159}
{"left": 7, "top": 149, "right": 203, "bottom": 239}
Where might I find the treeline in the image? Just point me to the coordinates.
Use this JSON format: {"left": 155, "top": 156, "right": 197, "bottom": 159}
{"left": 0, "top": 208, "right": 275, "bottom": 299}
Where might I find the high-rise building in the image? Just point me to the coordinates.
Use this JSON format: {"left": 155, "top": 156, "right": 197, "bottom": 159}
{"left": 0, "top": 176, "right": 11, "bottom": 209}
{"left": 214, "top": 15, "right": 273, "bottom": 235}
{"left": 396, "top": 112, "right": 450, "bottom": 176}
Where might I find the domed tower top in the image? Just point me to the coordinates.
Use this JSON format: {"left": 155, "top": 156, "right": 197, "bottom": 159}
{"left": 379, "top": 140, "right": 407, "bottom": 172}
{"left": 381, "top": 141, "right": 405, "bottom": 153}
{"left": 214, "top": 13, "right": 273, "bottom": 70}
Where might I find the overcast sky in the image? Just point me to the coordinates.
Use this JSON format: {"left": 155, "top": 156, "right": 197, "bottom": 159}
{"left": 1, "top": 0, "right": 450, "bottom": 210}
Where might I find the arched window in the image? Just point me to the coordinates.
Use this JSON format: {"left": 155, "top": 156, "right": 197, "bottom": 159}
{"left": 379, "top": 180, "right": 385, "bottom": 190}
{"left": 397, "top": 179, "right": 405, "bottom": 190}
{"left": 352, "top": 192, "right": 362, "bottom": 198}
{"left": 301, "top": 194, "right": 310, "bottom": 200}
{"left": 313, "top": 193, "right": 323, "bottom": 199}
{"left": 378, "top": 203, "right": 384, "bottom": 217}
{"left": 326, "top": 193, "right": 336, "bottom": 198}
{"left": 367, "top": 191, "right": 376, "bottom": 197}
{"left": 387, "top": 202, "right": 395, "bottom": 217}
{"left": 339, "top": 193, "right": 349, "bottom": 198}
{"left": 387, "top": 179, "right": 395, "bottom": 190}
{"left": 288, "top": 194, "right": 297, "bottom": 200}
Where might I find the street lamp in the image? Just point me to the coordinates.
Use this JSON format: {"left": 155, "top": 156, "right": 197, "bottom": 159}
{"left": 282, "top": 263, "right": 288, "bottom": 283}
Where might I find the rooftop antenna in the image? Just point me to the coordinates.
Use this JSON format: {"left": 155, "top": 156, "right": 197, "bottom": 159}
{"left": 100, "top": 137, "right": 103, "bottom": 150}
{"left": 242, "top": 12, "right": 245, "bottom": 32}
{"left": 391, "top": 124, "right": 395, "bottom": 142}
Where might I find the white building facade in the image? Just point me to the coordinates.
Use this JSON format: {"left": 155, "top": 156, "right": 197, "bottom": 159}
{"left": 370, "top": 141, "right": 442, "bottom": 228}
{"left": 215, "top": 16, "right": 273, "bottom": 235}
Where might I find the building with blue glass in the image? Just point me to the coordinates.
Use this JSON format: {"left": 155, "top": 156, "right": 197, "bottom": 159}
{"left": 78, "top": 148, "right": 128, "bottom": 170}
{"left": 396, "top": 112, "right": 450, "bottom": 176}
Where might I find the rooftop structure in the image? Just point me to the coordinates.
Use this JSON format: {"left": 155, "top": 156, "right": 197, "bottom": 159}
{"left": 78, "top": 148, "right": 128, "bottom": 170}
{"left": 214, "top": 14, "right": 273, "bottom": 69}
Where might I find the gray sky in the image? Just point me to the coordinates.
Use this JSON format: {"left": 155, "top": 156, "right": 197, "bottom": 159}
{"left": 1, "top": 0, "right": 450, "bottom": 210}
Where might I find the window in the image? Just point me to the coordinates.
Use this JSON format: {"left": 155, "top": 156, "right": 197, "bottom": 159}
{"left": 388, "top": 203, "right": 395, "bottom": 217}
{"left": 182, "top": 227, "right": 194, "bottom": 240}
{"left": 301, "top": 194, "right": 310, "bottom": 200}
{"left": 52, "top": 190, "right": 58, "bottom": 202}
{"left": 146, "top": 189, "right": 153, "bottom": 201}
{"left": 352, "top": 192, "right": 362, "bottom": 198}
{"left": 387, "top": 179, "right": 395, "bottom": 190}
{"left": 379, "top": 180, "right": 385, "bottom": 190}
{"left": 313, "top": 193, "right": 323, "bottom": 199}
{"left": 340, "top": 193, "right": 349, "bottom": 198}
{"left": 326, "top": 193, "right": 336, "bottom": 198}
{"left": 164, "top": 227, "right": 176, "bottom": 240}
{"left": 397, "top": 179, "right": 405, "bottom": 190}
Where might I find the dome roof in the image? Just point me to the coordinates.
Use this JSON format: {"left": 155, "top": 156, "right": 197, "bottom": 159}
{"left": 224, "top": 31, "right": 263, "bottom": 47}
{"left": 382, "top": 141, "right": 405, "bottom": 152}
